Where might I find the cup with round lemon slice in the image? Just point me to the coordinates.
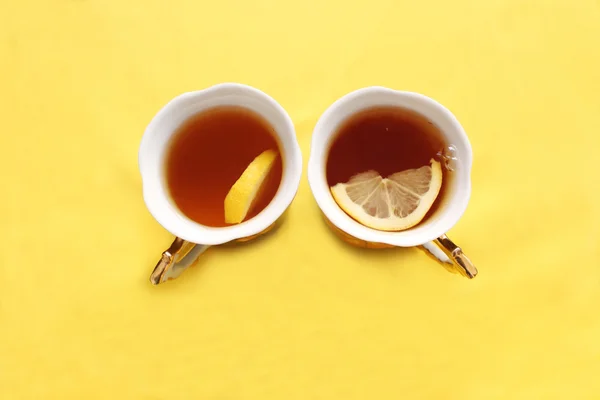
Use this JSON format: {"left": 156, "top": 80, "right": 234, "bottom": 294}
{"left": 308, "top": 87, "right": 477, "bottom": 279}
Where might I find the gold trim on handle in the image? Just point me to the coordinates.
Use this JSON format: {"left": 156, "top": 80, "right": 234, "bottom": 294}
{"left": 433, "top": 234, "right": 478, "bottom": 279}
{"left": 149, "top": 238, "right": 196, "bottom": 285}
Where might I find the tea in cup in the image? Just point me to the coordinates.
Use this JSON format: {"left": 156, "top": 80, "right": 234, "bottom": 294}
{"left": 308, "top": 87, "right": 477, "bottom": 278}
{"left": 139, "top": 83, "right": 302, "bottom": 284}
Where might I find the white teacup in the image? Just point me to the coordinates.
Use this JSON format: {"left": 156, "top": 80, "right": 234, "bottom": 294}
{"left": 308, "top": 87, "right": 477, "bottom": 278}
{"left": 139, "top": 83, "right": 302, "bottom": 284}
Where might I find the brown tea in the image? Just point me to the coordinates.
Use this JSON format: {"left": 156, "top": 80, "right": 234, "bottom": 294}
{"left": 326, "top": 106, "right": 451, "bottom": 225}
{"left": 165, "top": 106, "right": 282, "bottom": 227}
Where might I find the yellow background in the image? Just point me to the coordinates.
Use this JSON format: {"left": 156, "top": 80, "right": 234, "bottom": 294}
{"left": 1, "top": 0, "right": 599, "bottom": 398}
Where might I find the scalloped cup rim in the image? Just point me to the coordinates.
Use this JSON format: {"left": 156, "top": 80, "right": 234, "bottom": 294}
{"left": 139, "top": 83, "right": 302, "bottom": 245}
{"left": 307, "top": 86, "right": 472, "bottom": 247}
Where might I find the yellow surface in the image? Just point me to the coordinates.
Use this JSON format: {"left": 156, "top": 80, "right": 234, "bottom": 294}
{"left": 1, "top": 0, "right": 599, "bottom": 398}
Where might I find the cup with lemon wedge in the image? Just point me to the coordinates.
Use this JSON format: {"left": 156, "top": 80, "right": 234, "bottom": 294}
{"left": 139, "top": 84, "right": 302, "bottom": 284}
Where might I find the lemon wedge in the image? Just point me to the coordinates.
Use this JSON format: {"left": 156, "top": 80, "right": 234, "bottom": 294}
{"left": 224, "top": 149, "right": 278, "bottom": 224}
{"left": 330, "top": 159, "right": 443, "bottom": 231}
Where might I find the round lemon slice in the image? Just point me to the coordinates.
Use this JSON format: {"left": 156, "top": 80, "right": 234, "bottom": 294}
{"left": 224, "top": 149, "right": 278, "bottom": 224}
{"left": 330, "top": 159, "right": 443, "bottom": 231}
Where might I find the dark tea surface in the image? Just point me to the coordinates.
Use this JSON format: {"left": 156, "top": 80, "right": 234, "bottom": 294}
{"left": 326, "top": 106, "right": 450, "bottom": 222}
{"left": 166, "top": 106, "right": 282, "bottom": 227}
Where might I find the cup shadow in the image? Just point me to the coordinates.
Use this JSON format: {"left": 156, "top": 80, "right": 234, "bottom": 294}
{"left": 153, "top": 211, "right": 289, "bottom": 285}
{"left": 221, "top": 210, "right": 288, "bottom": 249}
{"left": 315, "top": 213, "right": 414, "bottom": 265}
{"left": 316, "top": 211, "right": 461, "bottom": 277}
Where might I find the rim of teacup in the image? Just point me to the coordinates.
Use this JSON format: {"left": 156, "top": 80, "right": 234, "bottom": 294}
{"left": 139, "top": 83, "right": 302, "bottom": 245}
{"left": 307, "top": 86, "right": 472, "bottom": 247}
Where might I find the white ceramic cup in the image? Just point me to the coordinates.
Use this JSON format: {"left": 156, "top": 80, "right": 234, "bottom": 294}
{"left": 308, "top": 87, "right": 477, "bottom": 278}
{"left": 139, "top": 83, "right": 302, "bottom": 284}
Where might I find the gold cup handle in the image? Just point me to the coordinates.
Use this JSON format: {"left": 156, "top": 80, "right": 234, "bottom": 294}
{"left": 430, "top": 234, "right": 478, "bottom": 279}
{"left": 149, "top": 238, "right": 209, "bottom": 285}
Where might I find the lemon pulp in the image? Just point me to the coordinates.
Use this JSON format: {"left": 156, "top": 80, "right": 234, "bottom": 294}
{"left": 330, "top": 159, "right": 442, "bottom": 231}
{"left": 224, "top": 149, "right": 278, "bottom": 224}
